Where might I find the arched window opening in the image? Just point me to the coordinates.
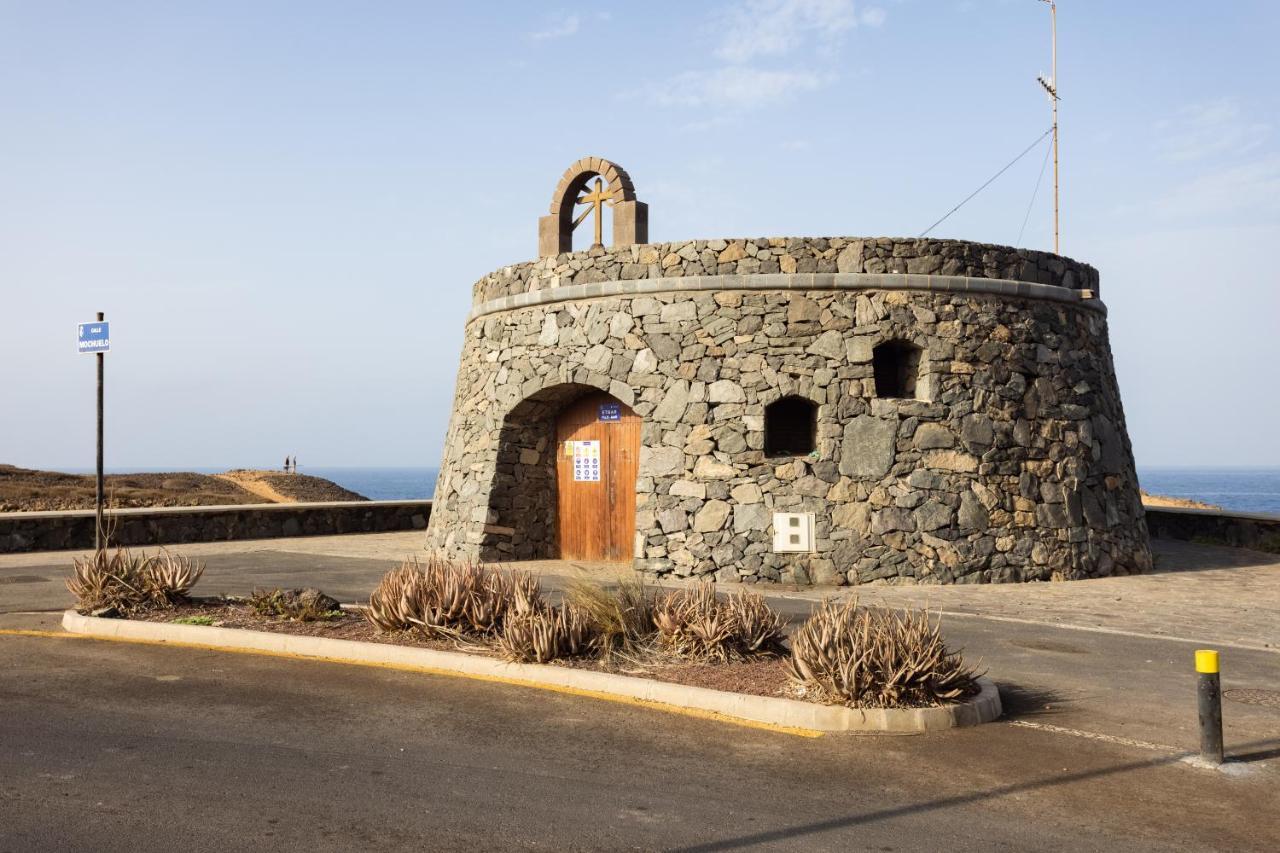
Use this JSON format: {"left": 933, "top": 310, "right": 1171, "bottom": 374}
{"left": 873, "top": 341, "right": 923, "bottom": 399}
{"left": 764, "top": 396, "right": 817, "bottom": 457}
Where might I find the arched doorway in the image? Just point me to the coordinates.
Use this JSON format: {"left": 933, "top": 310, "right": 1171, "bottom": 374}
{"left": 554, "top": 391, "right": 639, "bottom": 561}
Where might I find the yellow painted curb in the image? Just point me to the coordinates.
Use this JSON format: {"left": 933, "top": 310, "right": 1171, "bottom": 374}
{"left": 0, "top": 628, "right": 87, "bottom": 640}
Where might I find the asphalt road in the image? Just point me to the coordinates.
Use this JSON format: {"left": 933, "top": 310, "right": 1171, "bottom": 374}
{"left": 4, "top": 547, "right": 1278, "bottom": 750}
{"left": 2, "top": 544, "right": 1278, "bottom": 850}
{"left": 1, "top": 622, "right": 1276, "bottom": 852}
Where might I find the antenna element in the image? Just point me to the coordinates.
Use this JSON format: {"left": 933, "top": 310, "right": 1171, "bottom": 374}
{"left": 1037, "top": 0, "right": 1060, "bottom": 255}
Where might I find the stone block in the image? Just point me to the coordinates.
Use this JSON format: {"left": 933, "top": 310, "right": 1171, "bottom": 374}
{"left": 640, "top": 445, "right": 684, "bottom": 477}
{"left": 660, "top": 301, "right": 698, "bottom": 323}
{"left": 658, "top": 507, "right": 687, "bottom": 534}
{"left": 693, "top": 500, "right": 731, "bottom": 532}
{"left": 652, "top": 380, "right": 690, "bottom": 423}
{"left": 733, "top": 503, "right": 771, "bottom": 534}
{"left": 612, "top": 200, "right": 648, "bottom": 247}
{"left": 914, "top": 500, "right": 953, "bottom": 531}
{"left": 708, "top": 379, "right": 745, "bottom": 403}
{"left": 913, "top": 423, "right": 954, "bottom": 449}
{"left": 923, "top": 450, "right": 979, "bottom": 473}
{"left": 693, "top": 456, "right": 737, "bottom": 479}
{"left": 806, "top": 329, "right": 845, "bottom": 359}
{"left": 839, "top": 416, "right": 897, "bottom": 478}
{"left": 669, "top": 480, "right": 706, "bottom": 499}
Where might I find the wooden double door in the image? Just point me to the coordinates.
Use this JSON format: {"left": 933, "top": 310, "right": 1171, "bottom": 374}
{"left": 555, "top": 391, "right": 639, "bottom": 561}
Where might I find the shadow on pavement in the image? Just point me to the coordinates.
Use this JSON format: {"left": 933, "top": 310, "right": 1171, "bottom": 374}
{"left": 993, "top": 682, "right": 1068, "bottom": 721}
{"left": 1233, "top": 742, "right": 1280, "bottom": 764}
{"left": 1147, "top": 539, "right": 1278, "bottom": 574}
{"left": 671, "top": 738, "right": 1280, "bottom": 853}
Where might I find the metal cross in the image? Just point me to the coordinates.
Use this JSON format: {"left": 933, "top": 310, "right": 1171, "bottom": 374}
{"left": 573, "top": 177, "right": 614, "bottom": 247}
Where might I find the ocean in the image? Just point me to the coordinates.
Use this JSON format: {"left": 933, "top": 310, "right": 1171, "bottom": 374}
{"left": 63, "top": 466, "right": 440, "bottom": 502}
{"left": 1136, "top": 467, "right": 1280, "bottom": 516}
{"left": 65, "top": 465, "right": 1280, "bottom": 517}
{"left": 305, "top": 467, "right": 438, "bottom": 501}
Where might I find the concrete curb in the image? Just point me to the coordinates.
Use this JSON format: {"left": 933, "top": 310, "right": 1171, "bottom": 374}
{"left": 61, "top": 610, "right": 1001, "bottom": 734}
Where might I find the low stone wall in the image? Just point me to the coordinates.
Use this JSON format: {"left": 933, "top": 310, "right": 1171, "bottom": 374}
{"left": 0, "top": 500, "right": 431, "bottom": 554}
{"left": 1144, "top": 506, "right": 1280, "bottom": 554}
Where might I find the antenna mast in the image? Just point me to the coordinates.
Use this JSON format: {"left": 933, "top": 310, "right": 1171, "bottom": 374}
{"left": 1037, "top": 1, "right": 1060, "bottom": 254}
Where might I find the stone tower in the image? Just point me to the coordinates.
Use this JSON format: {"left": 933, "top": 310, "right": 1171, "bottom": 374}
{"left": 425, "top": 158, "right": 1151, "bottom": 584}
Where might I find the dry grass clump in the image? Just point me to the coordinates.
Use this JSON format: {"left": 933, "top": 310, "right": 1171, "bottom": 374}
{"left": 653, "top": 582, "right": 787, "bottom": 663}
{"left": 67, "top": 547, "right": 204, "bottom": 615}
{"left": 565, "top": 576, "right": 656, "bottom": 660}
{"left": 365, "top": 557, "right": 543, "bottom": 639}
{"left": 787, "top": 599, "right": 980, "bottom": 708}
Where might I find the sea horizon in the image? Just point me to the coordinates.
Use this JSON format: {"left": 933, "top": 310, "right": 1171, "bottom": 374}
{"left": 28, "top": 463, "right": 1280, "bottom": 516}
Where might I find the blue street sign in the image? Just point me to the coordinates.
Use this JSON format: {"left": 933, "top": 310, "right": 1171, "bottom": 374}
{"left": 78, "top": 322, "right": 110, "bottom": 353}
{"left": 598, "top": 402, "right": 621, "bottom": 422}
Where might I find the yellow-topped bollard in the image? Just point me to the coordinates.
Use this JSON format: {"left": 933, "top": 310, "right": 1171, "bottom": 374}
{"left": 1195, "top": 649, "right": 1219, "bottom": 674}
{"left": 1195, "top": 649, "right": 1224, "bottom": 765}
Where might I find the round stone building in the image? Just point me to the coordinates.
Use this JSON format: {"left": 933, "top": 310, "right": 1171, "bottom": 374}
{"left": 425, "top": 157, "right": 1152, "bottom": 584}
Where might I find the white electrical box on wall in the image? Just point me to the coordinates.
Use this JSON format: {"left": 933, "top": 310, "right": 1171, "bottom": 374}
{"left": 772, "top": 512, "right": 815, "bottom": 553}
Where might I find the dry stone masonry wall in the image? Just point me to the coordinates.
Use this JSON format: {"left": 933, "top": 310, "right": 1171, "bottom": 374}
{"left": 426, "top": 237, "right": 1149, "bottom": 585}
{"left": 474, "top": 237, "right": 1100, "bottom": 305}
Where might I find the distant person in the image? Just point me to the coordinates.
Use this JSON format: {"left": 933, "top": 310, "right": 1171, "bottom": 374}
{"left": 284, "top": 456, "right": 290, "bottom": 473}
{"left": 291, "top": 456, "right": 298, "bottom": 474}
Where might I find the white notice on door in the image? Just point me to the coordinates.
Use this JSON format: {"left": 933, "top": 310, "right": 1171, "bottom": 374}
{"left": 572, "top": 440, "right": 601, "bottom": 482}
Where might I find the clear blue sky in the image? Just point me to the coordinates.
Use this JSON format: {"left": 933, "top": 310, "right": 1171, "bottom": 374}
{"left": 2, "top": 0, "right": 1277, "bottom": 470}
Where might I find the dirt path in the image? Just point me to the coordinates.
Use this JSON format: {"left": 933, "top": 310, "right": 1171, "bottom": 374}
{"left": 213, "top": 472, "right": 294, "bottom": 504}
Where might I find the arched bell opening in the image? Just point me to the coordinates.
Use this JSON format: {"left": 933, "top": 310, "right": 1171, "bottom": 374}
{"left": 538, "top": 156, "right": 648, "bottom": 257}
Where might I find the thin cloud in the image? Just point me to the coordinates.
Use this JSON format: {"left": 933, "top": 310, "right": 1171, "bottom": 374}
{"left": 636, "top": 0, "right": 884, "bottom": 113}
{"left": 648, "top": 66, "right": 827, "bottom": 109}
{"left": 860, "top": 6, "right": 887, "bottom": 27}
{"left": 1150, "top": 155, "right": 1280, "bottom": 221}
{"left": 1157, "top": 98, "right": 1269, "bottom": 163}
{"left": 529, "top": 13, "right": 580, "bottom": 41}
{"left": 715, "top": 0, "right": 861, "bottom": 63}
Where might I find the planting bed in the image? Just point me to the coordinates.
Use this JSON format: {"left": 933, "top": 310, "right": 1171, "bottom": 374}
{"left": 63, "top": 549, "right": 1000, "bottom": 731}
{"left": 141, "top": 600, "right": 796, "bottom": 700}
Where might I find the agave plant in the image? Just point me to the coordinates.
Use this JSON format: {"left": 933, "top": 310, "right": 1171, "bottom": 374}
{"left": 143, "top": 550, "right": 204, "bottom": 605}
{"left": 497, "top": 604, "right": 596, "bottom": 663}
{"left": 724, "top": 588, "right": 787, "bottom": 655}
{"left": 66, "top": 547, "right": 204, "bottom": 614}
{"left": 364, "top": 557, "right": 543, "bottom": 639}
{"left": 787, "top": 598, "right": 980, "bottom": 708}
{"left": 653, "top": 582, "right": 787, "bottom": 662}
{"left": 365, "top": 559, "right": 426, "bottom": 631}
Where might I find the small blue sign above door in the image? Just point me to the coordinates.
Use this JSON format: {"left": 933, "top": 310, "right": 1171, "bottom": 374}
{"left": 598, "top": 402, "right": 621, "bottom": 422}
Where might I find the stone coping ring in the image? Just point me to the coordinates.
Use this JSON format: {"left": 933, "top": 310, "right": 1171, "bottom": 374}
{"left": 468, "top": 272, "right": 1105, "bottom": 322}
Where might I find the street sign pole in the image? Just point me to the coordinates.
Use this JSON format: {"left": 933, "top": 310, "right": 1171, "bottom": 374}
{"left": 77, "top": 314, "right": 111, "bottom": 551}
{"left": 95, "top": 311, "right": 105, "bottom": 553}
